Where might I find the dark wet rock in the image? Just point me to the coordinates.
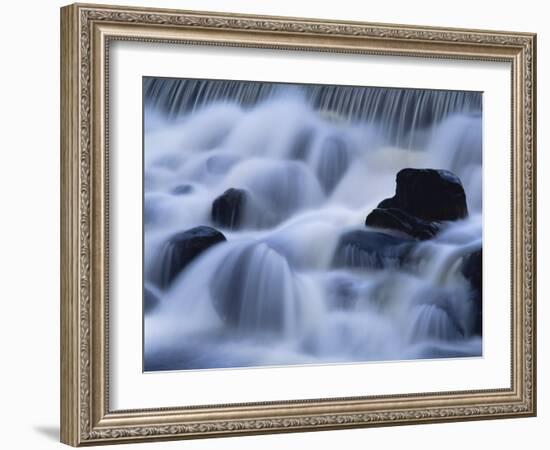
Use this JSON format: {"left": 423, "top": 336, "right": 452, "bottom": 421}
{"left": 156, "top": 226, "right": 226, "bottom": 288}
{"left": 378, "top": 168, "right": 468, "bottom": 222}
{"left": 365, "top": 207, "right": 440, "bottom": 240}
{"left": 461, "top": 249, "right": 482, "bottom": 335}
{"left": 211, "top": 188, "right": 247, "bottom": 230}
{"left": 332, "top": 230, "right": 415, "bottom": 270}
{"left": 144, "top": 286, "right": 160, "bottom": 313}
{"left": 325, "top": 275, "right": 359, "bottom": 310}
{"left": 316, "top": 136, "right": 350, "bottom": 193}
{"left": 171, "top": 184, "right": 193, "bottom": 195}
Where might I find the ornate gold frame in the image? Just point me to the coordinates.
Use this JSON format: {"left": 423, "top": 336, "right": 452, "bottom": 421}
{"left": 60, "top": 3, "right": 537, "bottom": 446}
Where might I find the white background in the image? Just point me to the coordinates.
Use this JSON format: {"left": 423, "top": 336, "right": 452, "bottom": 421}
{"left": 0, "top": 0, "right": 546, "bottom": 449}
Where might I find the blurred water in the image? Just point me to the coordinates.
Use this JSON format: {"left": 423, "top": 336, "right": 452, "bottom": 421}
{"left": 143, "top": 79, "right": 482, "bottom": 371}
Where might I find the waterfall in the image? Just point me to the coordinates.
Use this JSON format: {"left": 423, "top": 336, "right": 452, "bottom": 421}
{"left": 143, "top": 77, "right": 482, "bottom": 371}
{"left": 144, "top": 77, "right": 481, "bottom": 149}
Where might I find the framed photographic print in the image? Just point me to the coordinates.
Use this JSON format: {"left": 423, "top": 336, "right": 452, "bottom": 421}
{"left": 60, "top": 3, "right": 537, "bottom": 446}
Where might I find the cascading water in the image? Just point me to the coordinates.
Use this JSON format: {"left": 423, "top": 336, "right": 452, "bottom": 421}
{"left": 143, "top": 77, "right": 482, "bottom": 371}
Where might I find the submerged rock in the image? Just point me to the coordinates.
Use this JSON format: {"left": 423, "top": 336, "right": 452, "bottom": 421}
{"left": 315, "top": 135, "right": 350, "bottom": 194}
{"left": 332, "top": 230, "right": 414, "bottom": 270}
{"left": 205, "top": 153, "right": 241, "bottom": 175}
{"left": 155, "top": 226, "right": 226, "bottom": 288}
{"left": 171, "top": 184, "right": 193, "bottom": 195}
{"left": 366, "top": 207, "right": 440, "bottom": 240}
{"left": 246, "top": 161, "right": 323, "bottom": 223}
{"left": 209, "top": 243, "right": 303, "bottom": 334}
{"left": 144, "top": 286, "right": 160, "bottom": 313}
{"left": 211, "top": 188, "right": 247, "bottom": 230}
{"left": 379, "top": 168, "right": 468, "bottom": 222}
{"left": 461, "top": 249, "right": 482, "bottom": 335}
{"left": 366, "top": 168, "right": 468, "bottom": 240}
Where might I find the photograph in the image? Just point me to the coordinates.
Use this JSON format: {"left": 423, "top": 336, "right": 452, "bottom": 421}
{"left": 58, "top": 2, "right": 536, "bottom": 445}
{"left": 142, "top": 77, "right": 483, "bottom": 372}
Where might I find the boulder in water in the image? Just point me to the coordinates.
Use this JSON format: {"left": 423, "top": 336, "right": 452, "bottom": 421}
{"left": 156, "top": 226, "right": 226, "bottom": 288}
{"left": 209, "top": 243, "right": 302, "bottom": 335}
{"left": 378, "top": 168, "right": 468, "bottom": 222}
{"left": 461, "top": 248, "right": 482, "bottom": 335}
{"left": 211, "top": 188, "right": 247, "bottom": 230}
{"left": 408, "top": 303, "right": 465, "bottom": 343}
{"left": 332, "top": 230, "right": 414, "bottom": 270}
{"left": 365, "top": 207, "right": 440, "bottom": 240}
{"left": 315, "top": 135, "right": 350, "bottom": 194}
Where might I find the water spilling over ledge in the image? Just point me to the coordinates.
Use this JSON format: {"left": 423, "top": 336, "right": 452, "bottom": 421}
{"left": 143, "top": 77, "right": 483, "bottom": 371}
{"left": 144, "top": 77, "right": 482, "bottom": 149}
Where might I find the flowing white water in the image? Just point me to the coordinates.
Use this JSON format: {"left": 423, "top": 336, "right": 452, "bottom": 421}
{"left": 143, "top": 81, "right": 482, "bottom": 371}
